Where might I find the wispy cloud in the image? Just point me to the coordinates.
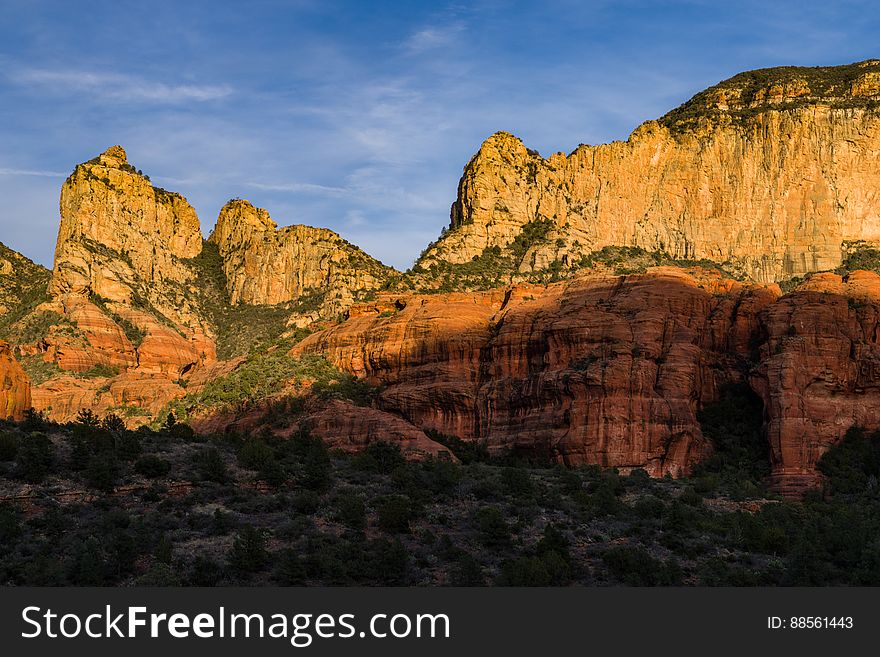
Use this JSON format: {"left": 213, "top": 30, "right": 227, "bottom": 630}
{"left": 0, "top": 167, "right": 67, "bottom": 177}
{"left": 9, "top": 69, "right": 232, "bottom": 103}
{"left": 403, "top": 22, "right": 465, "bottom": 53}
{"left": 245, "top": 181, "right": 349, "bottom": 196}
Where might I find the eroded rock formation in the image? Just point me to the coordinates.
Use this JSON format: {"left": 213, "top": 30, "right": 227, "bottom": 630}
{"left": 307, "top": 399, "right": 457, "bottom": 461}
{"left": 5, "top": 62, "right": 880, "bottom": 493}
{"left": 419, "top": 61, "right": 880, "bottom": 283}
{"left": 209, "top": 199, "right": 392, "bottom": 315}
{"left": 49, "top": 145, "right": 206, "bottom": 328}
{"left": 295, "top": 269, "right": 780, "bottom": 477}
{"left": 750, "top": 270, "right": 880, "bottom": 495}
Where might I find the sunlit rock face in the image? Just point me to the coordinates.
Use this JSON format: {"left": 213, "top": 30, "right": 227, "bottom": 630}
{"left": 0, "top": 340, "right": 30, "bottom": 420}
{"left": 209, "top": 199, "right": 393, "bottom": 316}
{"left": 420, "top": 61, "right": 880, "bottom": 285}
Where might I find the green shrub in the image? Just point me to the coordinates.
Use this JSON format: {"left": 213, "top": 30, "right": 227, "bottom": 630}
{"left": 169, "top": 423, "right": 195, "bottom": 440}
{"left": 602, "top": 546, "right": 663, "bottom": 585}
{"left": 353, "top": 441, "right": 405, "bottom": 474}
{"left": 473, "top": 506, "right": 511, "bottom": 548}
{"left": 0, "top": 431, "right": 18, "bottom": 461}
{"left": 497, "top": 551, "right": 571, "bottom": 586}
{"left": 85, "top": 455, "right": 120, "bottom": 492}
{"left": 817, "top": 427, "right": 880, "bottom": 494}
{"left": 501, "top": 467, "right": 534, "bottom": 498}
{"left": 229, "top": 525, "right": 269, "bottom": 573}
{"left": 193, "top": 447, "right": 229, "bottom": 484}
{"left": 15, "top": 432, "right": 54, "bottom": 483}
{"left": 300, "top": 437, "right": 331, "bottom": 491}
{"left": 334, "top": 493, "right": 367, "bottom": 531}
{"left": 0, "top": 502, "right": 21, "bottom": 545}
{"left": 189, "top": 556, "right": 224, "bottom": 586}
{"left": 238, "top": 439, "right": 274, "bottom": 471}
{"left": 424, "top": 430, "right": 490, "bottom": 464}
{"left": 451, "top": 552, "right": 486, "bottom": 586}
{"left": 376, "top": 495, "right": 412, "bottom": 534}
{"left": 135, "top": 455, "right": 172, "bottom": 478}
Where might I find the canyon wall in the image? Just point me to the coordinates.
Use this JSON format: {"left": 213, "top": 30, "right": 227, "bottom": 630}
{"left": 295, "top": 269, "right": 780, "bottom": 477}
{"left": 419, "top": 61, "right": 880, "bottom": 284}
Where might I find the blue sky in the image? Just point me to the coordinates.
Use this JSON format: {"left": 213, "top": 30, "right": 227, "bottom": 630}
{"left": 0, "top": 0, "right": 877, "bottom": 270}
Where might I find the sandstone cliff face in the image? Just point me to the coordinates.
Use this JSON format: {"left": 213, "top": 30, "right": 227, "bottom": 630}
{"left": 30, "top": 371, "right": 186, "bottom": 427}
{"left": 750, "top": 270, "right": 880, "bottom": 495}
{"left": 49, "top": 146, "right": 206, "bottom": 329}
{"left": 420, "top": 61, "right": 880, "bottom": 283}
{"left": 209, "top": 199, "right": 393, "bottom": 315}
{"left": 294, "top": 269, "right": 780, "bottom": 477}
{"left": 7, "top": 62, "right": 880, "bottom": 492}
{"left": 11, "top": 146, "right": 220, "bottom": 424}
{"left": 0, "top": 340, "right": 30, "bottom": 420}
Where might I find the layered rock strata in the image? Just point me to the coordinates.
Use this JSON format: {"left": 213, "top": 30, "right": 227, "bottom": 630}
{"left": 295, "top": 269, "right": 780, "bottom": 477}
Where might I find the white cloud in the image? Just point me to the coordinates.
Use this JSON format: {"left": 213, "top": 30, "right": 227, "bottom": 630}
{"left": 245, "top": 181, "right": 349, "bottom": 196}
{"left": 10, "top": 69, "right": 232, "bottom": 103}
{"left": 403, "top": 22, "right": 465, "bottom": 54}
{"left": 0, "top": 167, "right": 67, "bottom": 177}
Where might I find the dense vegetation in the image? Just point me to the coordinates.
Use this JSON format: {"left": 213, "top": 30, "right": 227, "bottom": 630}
{"left": 157, "top": 342, "right": 371, "bottom": 425}
{"left": 408, "top": 234, "right": 744, "bottom": 293}
{"left": 837, "top": 241, "right": 880, "bottom": 275}
{"left": 575, "top": 245, "right": 742, "bottom": 279}
{"left": 410, "top": 219, "right": 559, "bottom": 291}
{"left": 0, "top": 242, "right": 52, "bottom": 343}
{"left": 2, "top": 386, "right": 880, "bottom": 586}
{"left": 185, "top": 241, "right": 315, "bottom": 359}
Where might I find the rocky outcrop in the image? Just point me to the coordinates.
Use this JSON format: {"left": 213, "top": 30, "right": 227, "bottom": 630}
{"left": 9, "top": 147, "right": 220, "bottom": 424}
{"left": 0, "top": 340, "right": 30, "bottom": 420}
{"left": 39, "top": 296, "right": 138, "bottom": 372}
{"left": 419, "top": 60, "right": 880, "bottom": 284}
{"left": 7, "top": 62, "right": 880, "bottom": 493}
{"left": 307, "top": 399, "right": 457, "bottom": 461}
{"left": 208, "top": 199, "right": 393, "bottom": 315}
{"left": 750, "top": 270, "right": 880, "bottom": 495}
{"left": 30, "top": 371, "right": 186, "bottom": 427}
{"left": 49, "top": 145, "right": 206, "bottom": 329}
{"left": 295, "top": 269, "right": 780, "bottom": 476}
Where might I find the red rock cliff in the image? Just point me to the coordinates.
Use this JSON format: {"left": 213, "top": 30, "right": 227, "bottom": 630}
{"left": 294, "top": 268, "right": 779, "bottom": 477}
{"left": 750, "top": 270, "right": 880, "bottom": 495}
{"left": 0, "top": 341, "right": 31, "bottom": 420}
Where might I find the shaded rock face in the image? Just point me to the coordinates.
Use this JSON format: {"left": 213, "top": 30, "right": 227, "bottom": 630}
{"left": 420, "top": 61, "right": 880, "bottom": 283}
{"left": 295, "top": 269, "right": 780, "bottom": 477}
{"left": 750, "top": 270, "right": 880, "bottom": 494}
{"left": 0, "top": 340, "right": 30, "bottom": 420}
{"left": 0, "top": 242, "right": 51, "bottom": 317}
{"left": 307, "top": 399, "right": 457, "bottom": 462}
{"left": 209, "top": 199, "right": 392, "bottom": 314}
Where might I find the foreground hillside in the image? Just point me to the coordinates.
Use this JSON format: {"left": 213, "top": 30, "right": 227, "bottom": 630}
{"left": 1, "top": 403, "right": 879, "bottom": 586}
